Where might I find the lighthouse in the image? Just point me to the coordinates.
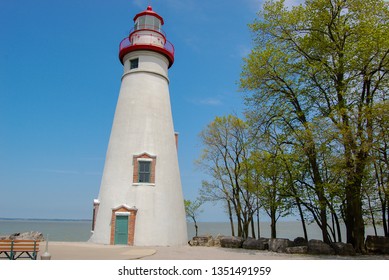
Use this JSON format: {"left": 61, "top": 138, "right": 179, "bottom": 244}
{"left": 89, "top": 6, "right": 188, "bottom": 246}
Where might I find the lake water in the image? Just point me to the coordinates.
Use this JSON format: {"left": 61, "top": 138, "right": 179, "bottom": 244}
{"left": 0, "top": 220, "right": 92, "bottom": 241}
{"left": 0, "top": 219, "right": 384, "bottom": 242}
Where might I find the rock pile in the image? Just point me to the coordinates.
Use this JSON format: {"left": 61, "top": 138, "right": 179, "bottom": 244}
{"left": 188, "top": 234, "right": 225, "bottom": 247}
{"left": 188, "top": 235, "right": 214, "bottom": 246}
{"left": 0, "top": 231, "right": 45, "bottom": 241}
{"left": 189, "top": 235, "right": 362, "bottom": 256}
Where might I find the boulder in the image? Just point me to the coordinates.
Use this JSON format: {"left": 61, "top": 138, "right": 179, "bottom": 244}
{"left": 213, "top": 234, "right": 224, "bottom": 247}
{"left": 365, "top": 235, "right": 389, "bottom": 254}
{"left": 242, "top": 238, "right": 268, "bottom": 250}
{"left": 189, "top": 235, "right": 213, "bottom": 247}
{"left": 9, "top": 231, "right": 44, "bottom": 241}
{"left": 8, "top": 233, "right": 20, "bottom": 239}
{"left": 259, "top": 238, "right": 269, "bottom": 250}
{"left": 293, "top": 237, "right": 308, "bottom": 247}
{"left": 285, "top": 246, "right": 308, "bottom": 254}
{"left": 331, "top": 242, "right": 356, "bottom": 256}
{"left": 307, "top": 239, "right": 335, "bottom": 255}
{"left": 268, "top": 238, "right": 294, "bottom": 253}
{"left": 220, "top": 236, "right": 244, "bottom": 248}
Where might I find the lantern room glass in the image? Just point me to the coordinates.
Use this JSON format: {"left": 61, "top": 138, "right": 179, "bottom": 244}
{"left": 135, "top": 15, "right": 161, "bottom": 32}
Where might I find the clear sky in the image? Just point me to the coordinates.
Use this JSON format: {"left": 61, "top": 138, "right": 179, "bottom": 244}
{"left": 0, "top": 0, "right": 300, "bottom": 221}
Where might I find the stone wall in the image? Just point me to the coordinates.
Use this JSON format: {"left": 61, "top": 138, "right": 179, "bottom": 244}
{"left": 188, "top": 235, "right": 363, "bottom": 256}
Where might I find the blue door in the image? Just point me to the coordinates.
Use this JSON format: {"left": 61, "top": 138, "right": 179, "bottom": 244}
{"left": 114, "top": 215, "right": 128, "bottom": 245}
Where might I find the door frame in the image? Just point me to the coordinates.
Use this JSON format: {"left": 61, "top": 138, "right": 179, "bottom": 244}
{"left": 110, "top": 205, "right": 138, "bottom": 245}
{"left": 114, "top": 214, "right": 129, "bottom": 245}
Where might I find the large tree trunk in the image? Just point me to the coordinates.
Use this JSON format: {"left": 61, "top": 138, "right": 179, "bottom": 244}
{"left": 227, "top": 199, "right": 235, "bottom": 236}
{"left": 308, "top": 150, "right": 330, "bottom": 244}
{"left": 194, "top": 219, "right": 199, "bottom": 237}
{"left": 345, "top": 178, "right": 365, "bottom": 253}
{"left": 270, "top": 208, "right": 277, "bottom": 238}
{"left": 367, "top": 193, "right": 378, "bottom": 236}
{"left": 296, "top": 197, "right": 308, "bottom": 241}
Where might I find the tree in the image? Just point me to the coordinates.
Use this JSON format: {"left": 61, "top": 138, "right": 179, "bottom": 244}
{"left": 249, "top": 150, "right": 291, "bottom": 238}
{"left": 241, "top": 0, "right": 389, "bottom": 252}
{"left": 199, "top": 180, "right": 237, "bottom": 236}
{"left": 184, "top": 199, "right": 203, "bottom": 237}
{"left": 197, "top": 115, "right": 258, "bottom": 238}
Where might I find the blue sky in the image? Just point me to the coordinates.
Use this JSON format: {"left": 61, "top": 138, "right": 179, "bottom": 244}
{"left": 0, "top": 0, "right": 300, "bottom": 221}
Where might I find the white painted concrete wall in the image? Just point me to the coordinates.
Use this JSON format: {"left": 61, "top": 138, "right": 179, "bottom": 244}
{"left": 90, "top": 50, "right": 188, "bottom": 246}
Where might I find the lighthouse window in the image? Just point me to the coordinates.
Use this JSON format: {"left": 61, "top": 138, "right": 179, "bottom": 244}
{"left": 138, "top": 161, "right": 151, "bottom": 183}
{"left": 136, "top": 16, "right": 146, "bottom": 30}
{"left": 145, "top": 16, "right": 153, "bottom": 29}
{"left": 149, "top": 17, "right": 161, "bottom": 31}
{"left": 130, "top": 58, "right": 139, "bottom": 69}
{"left": 136, "top": 15, "right": 160, "bottom": 31}
{"left": 133, "top": 153, "right": 156, "bottom": 185}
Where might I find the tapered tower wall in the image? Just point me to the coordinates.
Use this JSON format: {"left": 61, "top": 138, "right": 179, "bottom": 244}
{"left": 89, "top": 10, "right": 187, "bottom": 245}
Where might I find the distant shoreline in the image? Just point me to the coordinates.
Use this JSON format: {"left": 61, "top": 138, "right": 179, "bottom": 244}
{"left": 0, "top": 217, "right": 92, "bottom": 222}
{"left": 0, "top": 218, "right": 229, "bottom": 223}
{"left": 0, "top": 219, "right": 385, "bottom": 243}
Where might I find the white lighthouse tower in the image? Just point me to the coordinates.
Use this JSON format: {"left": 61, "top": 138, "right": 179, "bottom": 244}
{"left": 90, "top": 6, "right": 188, "bottom": 246}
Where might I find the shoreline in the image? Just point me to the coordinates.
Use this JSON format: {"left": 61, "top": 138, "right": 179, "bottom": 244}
{"left": 1, "top": 220, "right": 385, "bottom": 243}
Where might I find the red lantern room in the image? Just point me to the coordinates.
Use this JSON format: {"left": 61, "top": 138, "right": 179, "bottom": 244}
{"left": 118, "top": 6, "right": 175, "bottom": 68}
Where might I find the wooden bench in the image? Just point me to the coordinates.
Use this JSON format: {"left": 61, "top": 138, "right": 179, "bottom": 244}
{"left": 0, "top": 240, "right": 39, "bottom": 260}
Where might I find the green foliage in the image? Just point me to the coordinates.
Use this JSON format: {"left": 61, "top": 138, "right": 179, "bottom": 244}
{"left": 195, "top": 0, "right": 389, "bottom": 244}
{"left": 184, "top": 199, "right": 203, "bottom": 237}
{"left": 240, "top": 0, "right": 389, "bottom": 250}
{"left": 184, "top": 199, "right": 203, "bottom": 221}
{"left": 197, "top": 115, "right": 259, "bottom": 238}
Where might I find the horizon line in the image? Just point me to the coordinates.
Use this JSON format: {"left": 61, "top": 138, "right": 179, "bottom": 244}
{"left": 0, "top": 217, "right": 92, "bottom": 222}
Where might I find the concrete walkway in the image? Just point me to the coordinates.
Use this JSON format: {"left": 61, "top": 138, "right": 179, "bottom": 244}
{"left": 36, "top": 242, "right": 389, "bottom": 260}
{"left": 38, "top": 242, "right": 157, "bottom": 260}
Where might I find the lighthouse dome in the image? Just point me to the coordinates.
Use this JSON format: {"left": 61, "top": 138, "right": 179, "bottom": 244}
{"left": 134, "top": 6, "right": 164, "bottom": 27}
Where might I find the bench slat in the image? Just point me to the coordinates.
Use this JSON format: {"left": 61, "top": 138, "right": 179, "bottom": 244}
{"left": 8, "top": 243, "right": 39, "bottom": 247}
{"left": 11, "top": 247, "right": 40, "bottom": 251}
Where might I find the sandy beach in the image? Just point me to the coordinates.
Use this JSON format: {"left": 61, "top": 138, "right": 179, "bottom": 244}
{"left": 33, "top": 242, "right": 389, "bottom": 260}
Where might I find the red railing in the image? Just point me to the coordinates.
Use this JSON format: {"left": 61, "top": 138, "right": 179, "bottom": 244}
{"left": 119, "top": 35, "right": 175, "bottom": 64}
{"left": 131, "top": 25, "right": 166, "bottom": 37}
